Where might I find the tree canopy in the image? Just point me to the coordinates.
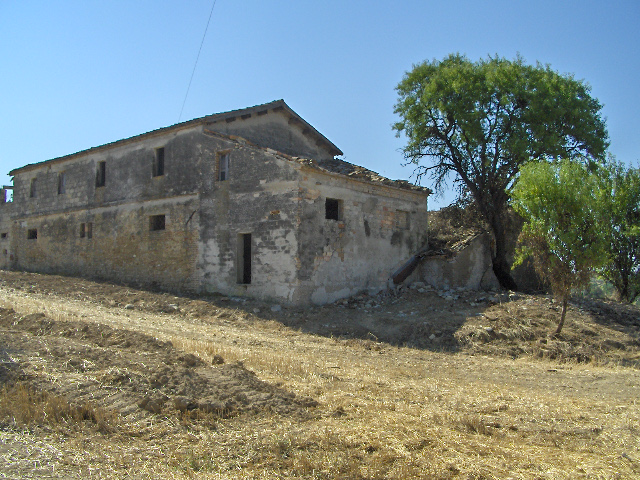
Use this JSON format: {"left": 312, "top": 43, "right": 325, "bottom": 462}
{"left": 511, "top": 160, "right": 608, "bottom": 335}
{"left": 393, "top": 54, "right": 608, "bottom": 290}
{"left": 599, "top": 160, "right": 640, "bottom": 303}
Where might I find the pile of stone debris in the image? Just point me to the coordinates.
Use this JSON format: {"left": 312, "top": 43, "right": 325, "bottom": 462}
{"left": 333, "top": 281, "right": 518, "bottom": 310}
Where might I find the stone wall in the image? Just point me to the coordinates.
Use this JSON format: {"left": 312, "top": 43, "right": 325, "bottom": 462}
{"left": 419, "top": 233, "right": 545, "bottom": 293}
{"left": 296, "top": 169, "right": 430, "bottom": 304}
{"left": 3, "top": 119, "right": 432, "bottom": 305}
{"left": 6, "top": 126, "right": 207, "bottom": 291}
{"left": 12, "top": 196, "right": 200, "bottom": 291}
{"left": 198, "top": 135, "right": 303, "bottom": 303}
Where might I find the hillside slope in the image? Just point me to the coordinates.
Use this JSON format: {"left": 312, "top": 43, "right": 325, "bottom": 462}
{"left": 1, "top": 271, "right": 639, "bottom": 479}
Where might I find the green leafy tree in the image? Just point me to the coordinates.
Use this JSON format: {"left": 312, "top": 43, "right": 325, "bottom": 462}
{"left": 393, "top": 54, "right": 608, "bottom": 290}
{"left": 512, "top": 160, "right": 608, "bottom": 335}
{"left": 600, "top": 160, "right": 640, "bottom": 303}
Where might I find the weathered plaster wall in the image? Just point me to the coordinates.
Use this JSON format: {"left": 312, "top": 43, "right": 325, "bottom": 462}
{"left": 197, "top": 136, "right": 302, "bottom": 303}
{"left": 10, "top": 127, "right": 206, "bottom": 213}
{"left": 7, "top": 126, "right": 206, "bottom": 291}
{"left": 5, "top": 119, "right": 431, "bottom": 305}
{"left": 207, "top": 109, "right": 335, "bottom": 161}
{"left": 296, "top": 169, "right": 429, "bottom": 304}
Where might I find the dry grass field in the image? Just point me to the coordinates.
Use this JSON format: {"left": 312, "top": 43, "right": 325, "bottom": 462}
{"left": 0, "top": 270, "right": 639, "bottom": 479}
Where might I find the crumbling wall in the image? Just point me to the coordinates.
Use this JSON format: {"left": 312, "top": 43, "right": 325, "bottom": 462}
{"left": 198, "top": 135, "right": 302, "bottom": 303}
{"left": 8, "top": 127, "right": 205, "bottom": 292}
{"left": 5, "top": 119, "right": 431, "bottom": 305}
{"left": 206, "top": 109, "right": 335, "bottom": 161}
{"left": 296, "top": 170, "right": 429, "bottom": 304}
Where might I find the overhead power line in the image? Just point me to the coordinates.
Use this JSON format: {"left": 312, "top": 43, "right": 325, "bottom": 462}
{"left": 177, "top": 0, "right": 217, "bottom": 123}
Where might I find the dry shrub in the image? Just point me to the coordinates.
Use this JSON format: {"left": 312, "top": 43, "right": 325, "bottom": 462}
{"left": 427, "top": 203, "right": 486, "bottom": 252}
{"left": 0, "top": 382, "right": 118, "bottom": 433}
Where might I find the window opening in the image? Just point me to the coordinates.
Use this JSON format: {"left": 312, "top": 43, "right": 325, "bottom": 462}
{"left": 0, "top": 233, "right": 7, "bottom": 239}
{"left": 58, "top": 172, "right": 66, "bottom": 194}
{"left": 218, "top": 152, "right": 229, "bottom": 181}
{"left": 149, "top": 214, "right": 166, "bottom": 231}
{"left": 237, "top": 233, "right": 252, "bottom": 284}
{"left": 153, "top": 147, "right": 165, "bottom": 177}
{"left": 96, "top": 161, "right": 106, "bottom": 187}
{"left": 325, "top": 198, "right": 343, "bottom": 221}
{"left": 30, "top": 178, "right": 37, "bottom": 198}
{"left": 27, "top": 229, "right": 37, "bottom": 240}
{"left": 2, "top": 188, "right": 13, "bottom": 203}
{"left": 80, "top": 223, "right": 85, "bottom": 238}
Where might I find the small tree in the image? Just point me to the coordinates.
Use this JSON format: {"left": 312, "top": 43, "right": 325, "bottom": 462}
{"left": 512, "top": 160, "right": 608, "bottom": 335}
{"left": 600, "top": 160, "right": 640, "bottom": 303}
{"left": 394, "top": 54, "right": 608, "bottom": 290}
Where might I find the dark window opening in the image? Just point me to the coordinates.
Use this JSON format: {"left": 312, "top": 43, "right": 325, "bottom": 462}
{"left": 237, "top": 233, "right": 252, "bottom": 284}
{"left": 3, "top": 249, "right": 7, "bottom": 256}
{"left": 149, "top": 214, "right": 166, "bottom": 231}
{"left": 325, "top": 198, "right": 343, "bottom": 221}
{"left": 58, "top": 172, "right": 66, "bottom": 194}
{"left": 218, "top": 152, "right": 229, "bottom": 181}
{"left": 30, "top": 178, "right": 37, "bottom": 198}
{"left": 0, "top": 232, "right": 7, "bottom": 239}
{"left": 96, "top": 161, "right": 106, "bottom": 187}
{"left": 27, "top": 229, "right": 37, "bottom": 240}
{"left": 80, "top": 222, "right": 92, "bottom": 239}
{"left": 153, "top": 147, "right": 165, "bottom": 177}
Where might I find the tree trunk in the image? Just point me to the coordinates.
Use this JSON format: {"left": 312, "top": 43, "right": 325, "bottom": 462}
{"left": 554, "top": 297, "right": 568, "bottom": 336}
{"left": 490, "top": 218, "right": 519, "bottom": 291}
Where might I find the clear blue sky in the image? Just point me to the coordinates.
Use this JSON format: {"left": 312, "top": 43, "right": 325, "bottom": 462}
{"left": 1, "top": 1, "right": 638, "bottom": 209}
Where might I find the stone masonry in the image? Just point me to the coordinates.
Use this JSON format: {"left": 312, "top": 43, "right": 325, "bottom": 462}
{"left": 0, "top": 100, "right": 430, "bottom": 305}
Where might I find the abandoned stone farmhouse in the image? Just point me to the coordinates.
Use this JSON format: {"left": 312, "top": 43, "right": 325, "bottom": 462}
{"left": 0, "top": 100, "right": 431, "bottom": 305}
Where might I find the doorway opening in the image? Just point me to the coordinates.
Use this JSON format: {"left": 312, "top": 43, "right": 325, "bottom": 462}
{"left": 237, "top": 233, "right": 252, "bottom": 284}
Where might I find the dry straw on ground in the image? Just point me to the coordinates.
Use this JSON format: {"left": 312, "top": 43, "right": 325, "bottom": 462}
{"left": 0, "top": 271, "right": 639, "bottom": 479}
